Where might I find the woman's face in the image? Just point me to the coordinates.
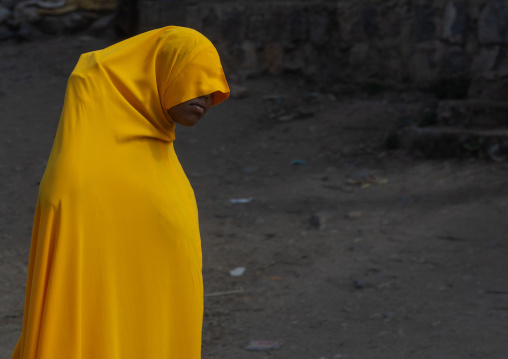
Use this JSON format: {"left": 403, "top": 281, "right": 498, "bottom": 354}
{"left": 167, "top": 93, "right": 214, "bottom": 127}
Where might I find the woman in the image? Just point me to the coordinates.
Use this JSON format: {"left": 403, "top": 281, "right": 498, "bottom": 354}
{"left": 11, "top": 26, "right": 229, "bottom": 358}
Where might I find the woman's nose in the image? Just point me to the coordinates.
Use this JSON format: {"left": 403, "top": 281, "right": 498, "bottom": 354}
{"left": 202, "top": 93, "right": 214, "bottom": 104}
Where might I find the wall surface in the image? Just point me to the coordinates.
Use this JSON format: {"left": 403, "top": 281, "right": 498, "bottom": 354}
{"left": 139, "top": 0, "right": 508, "bottom": 99}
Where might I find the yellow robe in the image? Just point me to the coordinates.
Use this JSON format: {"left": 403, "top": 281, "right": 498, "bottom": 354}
{"left": 11, "top": 26, "right": 229, "bottom": 359}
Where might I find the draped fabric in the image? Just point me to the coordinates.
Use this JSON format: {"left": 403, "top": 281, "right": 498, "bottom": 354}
{"left": 11, "top": 26, "right": 229, "bottom": 359}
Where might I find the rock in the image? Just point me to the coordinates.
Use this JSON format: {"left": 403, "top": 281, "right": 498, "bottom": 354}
{"left": 346, "top": 211, "right": 363, "bottom": 219}
{"left": 264, "top": 42, "right": 283, "bottom": 75}
{"left": 38, "top": 12, "right": 92, "bottom": 34}
{"left": 471, "top": 46, "right": 500, "bottom": 79}
{"left": 88, "top": 13, "right": 115, "bottom": 34}
{"left": 229, "top": 267, "right": 246, "bottom": 276}
{"left": 495, "top": 47, "right": 508, "bottom": 78}
{"left": 414, "top": 4, "right": 436, "bottom": 42}
{"left": 16, "top": 22, "right": 43, "bottom": 41}
{"left": 487, "top": 143, "right": 505, "bottom": 162}
{"left": 62, "top": 12, "right": 92, "bottom": 32}
{"left": 247, "top": 13, "right": 266, "bottom": 41}
{"left": 442, "top": 1, "right": 468, "bottom": 44}
{"left": 0, "top": 6, "right": 11, "bottom": 25}
{"left": 397, "top": 126, "right": 508, "bottom": 159}
{"left": 229, "top": 84, "right": 248, "bottom": 99}
{"left": 242, "top": 166, "right": 259, "bottom": 174}
{"left": 354, "top": 279, "right": 368, "bottom": 289}
{"left": 354, "top": 272, "right": 393, "bottom": 289}
{"left": 301, "top": 43, "right": 318, "bottom": 76}
{"left": 362, "top": 5, "right": 378, "bottom": 38}
{"left": 478, "top": 0, "right": 508, "bottom": 45}
{"left": 348, "top": 42, "right": 370, "bottom": 66}
{"left": 410, "top": 45, "right": 439, "bottom": 86}
{"left": 437, "top": 100, "right": 508, "bottom": 128}
{"left": 337, "top": 2, "right": 365, "bottom": 42}
{"left": 469, "top": 78, "right": 508, "bottom": 102}
{"left": 348, "top": 42, "right": 379, "bottom": 75}
{"left": 383, "top": 312, "right": 395, "bottom": 319}
{"left": 287, "top": 7, "right": 306, "bottom": 43}
{"left": 114, "top": 0, "right": 138, "bottom": 37}
{"left": 444, "top": 46, "right": 468, "bottom": 75}
{"left": 266, "top": 9, "right": 287, "bottom": 43}
{"left": 221, "top": 10, "right": 243, "bottom": 45}
{"left": 309, "top": 211, "right": 337, "bottom": 229}
{"left": 13, "top": 4, "right": 40, "bottom": 24}
{"left": 138, "top": 0, "right": 185, "bottom": 32}
{"left": 309, "top": 8, "right": 330, "bottom": 45}
{"left": 35, "top": 16, "right": 65, "bottom": 34}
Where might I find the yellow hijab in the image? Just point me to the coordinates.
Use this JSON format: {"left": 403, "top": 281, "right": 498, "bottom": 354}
{"left": 11, "top": 26, "right": 229, "bottom": 359}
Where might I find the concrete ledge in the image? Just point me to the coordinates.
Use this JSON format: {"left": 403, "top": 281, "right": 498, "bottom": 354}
{"left": 398, "top": 126, "right": 508, "bottom": 160}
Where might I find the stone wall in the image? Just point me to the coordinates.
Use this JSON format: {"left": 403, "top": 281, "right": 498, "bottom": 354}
{"left": 140, "top": 0, "right": 508, "bottom": 99}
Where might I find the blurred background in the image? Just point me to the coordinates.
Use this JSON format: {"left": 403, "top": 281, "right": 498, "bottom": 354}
{"left": 1, "top": 0, "right": 508, "bottom": 358}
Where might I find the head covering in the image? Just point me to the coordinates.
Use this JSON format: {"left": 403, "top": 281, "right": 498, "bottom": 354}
{"left": 65, "top": 26, "right": 229, "bottom": 143}
{"left": 11, "top": 27, "right": 228, "bottom": 359}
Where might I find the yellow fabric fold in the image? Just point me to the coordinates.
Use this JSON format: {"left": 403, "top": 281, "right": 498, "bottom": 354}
{"left": 11, "top": 26, "right": 229, "bottom": 359}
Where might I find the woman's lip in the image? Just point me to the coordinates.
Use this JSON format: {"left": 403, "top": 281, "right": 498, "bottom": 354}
{"left": 189, "top": 103, "right": 206, "bottom": 114}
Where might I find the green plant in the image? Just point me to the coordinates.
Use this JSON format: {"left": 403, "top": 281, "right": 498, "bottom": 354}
{"left": 463, "top": 137, "right": 485, "bottom": 158}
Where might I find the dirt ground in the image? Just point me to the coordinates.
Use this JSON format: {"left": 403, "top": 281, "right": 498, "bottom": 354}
{"left": 1, "top": 36, "right": 508, "bottom": 359}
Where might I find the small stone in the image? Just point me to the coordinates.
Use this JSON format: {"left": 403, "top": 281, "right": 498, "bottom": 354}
{"left": 230, "top": 267, "right": 246, "bottom": 276}
{"left": 310, "top": 211, "right": 337, "bottom": 229}
{"left": 243, "top": 166, "right": 259, "bottom": 174}
{"left": 229, "top": 84, "right": 248, "bottom": 99}
{"left": 290, "top": 159, "right": 308, "bottom": 166}
{"left": 478, "top": 0, "right": 508, "bottom": 45}
{"left": 488, "top": 143, "right": 505, "bottom": 162}
{"left": 383, "top": 312, "right": 395, "bottom": 319}
{"left": 354, "top": 279, "right": 368, "bottom": 289}
{"left": 346, "top": 211, "right": 363, "bottom": 219}
{"left": 278, "top": 113, "right": 297, "bottom": 122}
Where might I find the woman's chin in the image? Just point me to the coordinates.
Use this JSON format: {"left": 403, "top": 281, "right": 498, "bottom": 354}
{"left": 177, "top": 116, "right": 201, "bottom": 127}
